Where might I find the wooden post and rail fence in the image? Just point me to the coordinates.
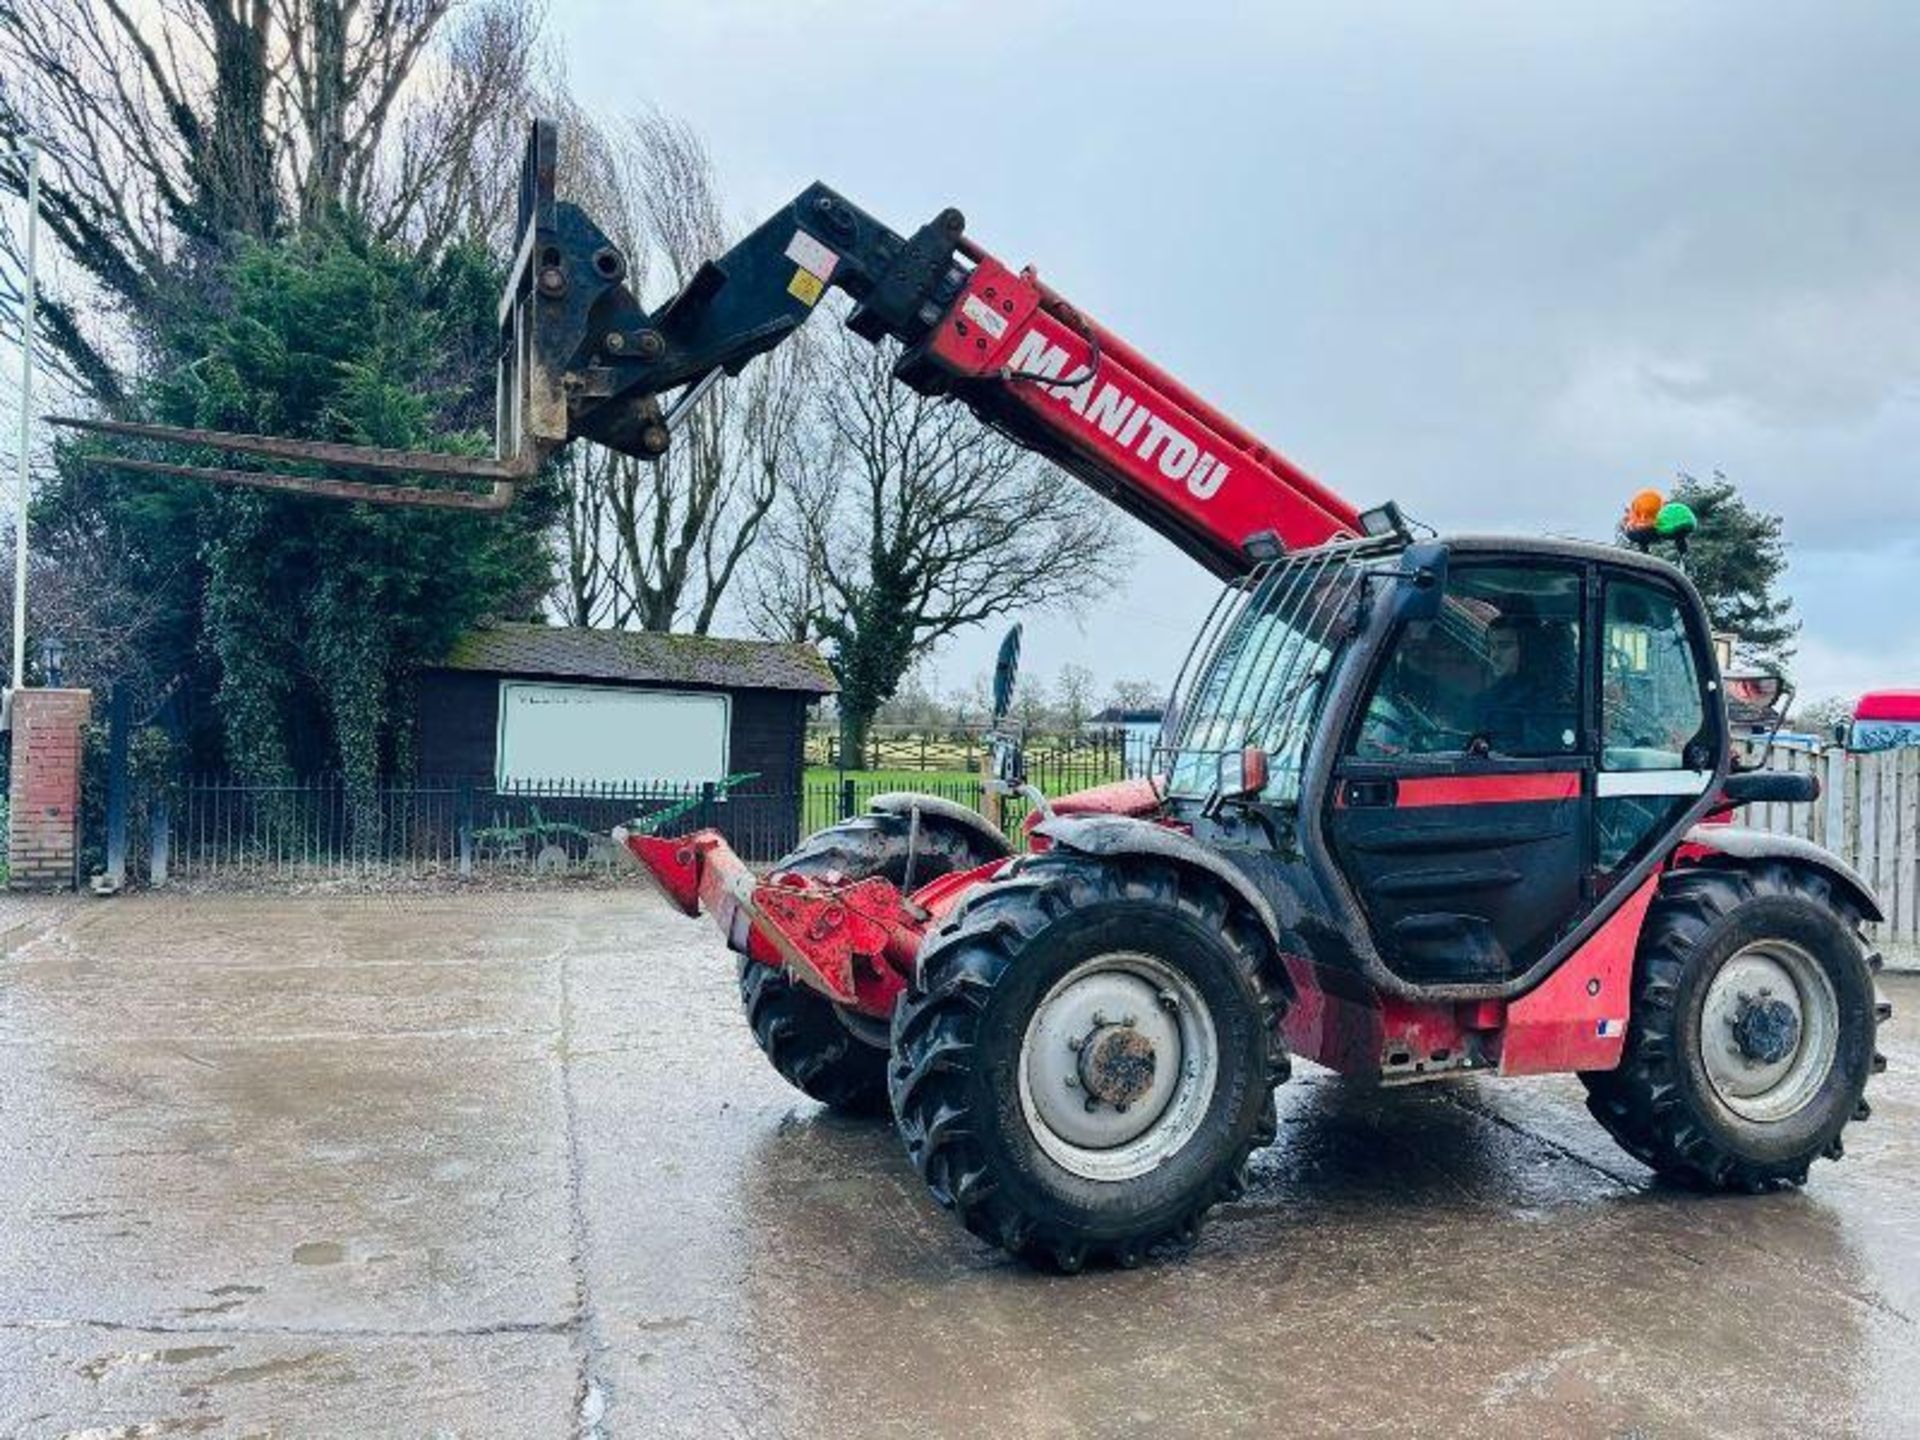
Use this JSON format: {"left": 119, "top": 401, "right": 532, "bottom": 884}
{"left": 1733, "top": 744, "right": 1920, "bottom": 965}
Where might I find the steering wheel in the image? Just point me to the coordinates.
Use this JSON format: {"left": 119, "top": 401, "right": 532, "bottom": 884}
{"left": 1357, "top": 699, "right": 1420, "bottom": 756}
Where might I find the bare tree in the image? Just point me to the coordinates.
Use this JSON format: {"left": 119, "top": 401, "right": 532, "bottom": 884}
{"left": 551, "top": 109, "right": 812, "bottom": 634}
{"left": 1793, "top": 694, "right": 1855, "bottom": 739}
{"left": 358, "top": 0, "right": 543, "bottom": 254}
{"left": 1014, "top": 670, "right": 1051, "bottom": 735}
{"left": 945, "top": 672, "right": 991, "bottom": 731}
{"left": 741, "top": 421, "right": 837, "bottom": 644}
{"left": 554, "top": 441, "right": 621, "bottom": 627}
{"left": 0, "top": 518, "right": 187, "bottom": 697}
{"left": 756, "top": 323, "right": 1130, "bottom": 757}
{"left": 1107, "top": 677, "right": 1166, "bottom": 712}
{"left": 0, "top": 0, "right": 540, "bottom": 401}
{"left": 1056, "top": 662, "right": 1096, "bottom": 730}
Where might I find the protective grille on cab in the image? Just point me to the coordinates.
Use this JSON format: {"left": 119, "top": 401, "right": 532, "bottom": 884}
{"left": 1158, "top": 549, "right": 1366, "bottom": 804}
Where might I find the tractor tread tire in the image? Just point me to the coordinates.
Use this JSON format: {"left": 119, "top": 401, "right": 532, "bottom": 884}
{"left": 738, "top": 956, "right": 891, "bottom": 1116}
{"left": 778, "top": 803, "right": 1011, "bottom": 889}
{"left": 738, "top": 801, "right": 1011, "bottom": 1115}
{"left": 1580, "top": 860, "right": 1882, "bottom": 1192}
{"left": 889, "top": 850, "right": 1288, "bottom": 1272}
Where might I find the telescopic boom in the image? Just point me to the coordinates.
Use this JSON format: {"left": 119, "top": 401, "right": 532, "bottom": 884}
{"left": 57, "top": 120, "right": 1364, "bottom": 575}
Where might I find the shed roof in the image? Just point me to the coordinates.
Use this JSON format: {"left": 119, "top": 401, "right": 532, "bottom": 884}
{"left": 437, "top": 622, "right": 837, "bottom": 695}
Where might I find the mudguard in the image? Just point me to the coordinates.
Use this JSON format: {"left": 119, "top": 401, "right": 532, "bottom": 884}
{"left": 867, "top": 791, "right": 1012, "bottom": 860}
{"left": 1683, "top": 824, "right": 1884, "bottom": 923}
{"left": 1031, "top": 813, "right": 1297, "bottom": 969}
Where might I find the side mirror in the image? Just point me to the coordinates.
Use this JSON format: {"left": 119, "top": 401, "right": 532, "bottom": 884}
{"left": 1206, "top": 746, "right": 1269, "bottom": 813}
{"left": 1724, "top": 670, "right": 1795, "bottom": 768}
{"left": 991, "top": 623, "right": 1023, "bottom": 726}
{"left": 1396, "top": 542, "right": 1450, "bottom": 621}
{"left": 1726, "top": 673, "right": 1786, "bottom": 711}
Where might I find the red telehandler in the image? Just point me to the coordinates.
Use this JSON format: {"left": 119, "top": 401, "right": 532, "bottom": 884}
{"left": 63, "top": 122, "right": 1888, "bottom": 1271}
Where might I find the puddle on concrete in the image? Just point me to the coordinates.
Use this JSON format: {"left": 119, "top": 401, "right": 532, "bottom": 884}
{"left": 77, "top": 1345, "right": 233, "bottom": 1381}
{"left": 177, "top": 1297, "right": 246, "bottom": 1316}
{"left": 291, "top": 1240, "right": 344, "bottom": 1266}
{"left": 202, "top": 1350, "right": 334, "bottom": 1387}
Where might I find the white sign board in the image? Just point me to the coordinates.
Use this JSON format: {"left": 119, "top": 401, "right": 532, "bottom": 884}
{"left": 496, "top": 682, "right": 729, "bottom": 786}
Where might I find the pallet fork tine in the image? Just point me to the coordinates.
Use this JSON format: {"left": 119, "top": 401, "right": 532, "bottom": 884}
{"left": 46, "top": 417, "right": 533, "bottom": 510}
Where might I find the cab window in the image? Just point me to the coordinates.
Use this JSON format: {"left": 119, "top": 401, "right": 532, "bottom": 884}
{"left": 1352, "top": 565, "right": 1583, "bottom": 760}
{"left": 1597, "top": 576, "right": 1713, "bottom": 868}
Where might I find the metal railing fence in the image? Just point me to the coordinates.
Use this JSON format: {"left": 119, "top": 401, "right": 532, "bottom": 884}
{"left": 106, "top": 745, "right": 1920, "bottom": 955}
{"left": 119, "top": 772, "right": 1048, "bottom": 886}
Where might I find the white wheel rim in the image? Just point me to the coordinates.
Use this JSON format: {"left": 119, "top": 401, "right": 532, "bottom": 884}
{"left": 1016, "top": 951, "right": 1219, "bottom": 1182}
{"left": 1699, "top": 939, "right": 1839, "bottom": 1124}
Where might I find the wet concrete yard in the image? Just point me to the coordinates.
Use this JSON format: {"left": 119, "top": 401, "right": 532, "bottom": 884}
{"left": 0, "top": 889, "right": 1914, "bottom": 1437}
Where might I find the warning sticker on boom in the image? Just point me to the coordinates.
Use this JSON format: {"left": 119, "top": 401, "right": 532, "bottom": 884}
{"left": 961, "top": 294, "right": 1010, "bottom": 339}
{"left": 785, "top": 230, "right": 839, "bottom": 282}
{"left": 788, "top": 268, "right": 825, "bottom": 306}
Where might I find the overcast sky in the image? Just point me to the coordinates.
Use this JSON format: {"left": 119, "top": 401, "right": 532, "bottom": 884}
{"left": 555, "top": 1, "right": 1919, "bottom": 705}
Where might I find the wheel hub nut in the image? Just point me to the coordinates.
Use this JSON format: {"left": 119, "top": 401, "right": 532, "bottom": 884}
{"left": 1077, "top": 1023, "right": 1157, "bottom": 1108}
{"left": 1730, "top": 992, "right": 1800, "bottom": 1066}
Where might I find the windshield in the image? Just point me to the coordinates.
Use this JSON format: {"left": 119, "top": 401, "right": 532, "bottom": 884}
{"left": 1161, "top": 550, "right": 1368, "bottom": 803}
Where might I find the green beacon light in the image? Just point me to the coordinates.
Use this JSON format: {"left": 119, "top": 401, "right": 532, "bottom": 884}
{"left": 1654, "top": 500, "right": 1697, "bottom": 538}
{"left": 1620, "top": 488, "right": 1696, "bottom": 557}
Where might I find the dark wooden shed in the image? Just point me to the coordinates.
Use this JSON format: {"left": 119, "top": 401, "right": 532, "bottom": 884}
{"left": 415, "top": 623, "right": 836, "bottom": 858}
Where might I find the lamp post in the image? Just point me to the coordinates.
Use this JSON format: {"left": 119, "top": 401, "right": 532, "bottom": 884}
{"left": 38, "top": 635, "right": 63, "bottom": 688}
{"left": 7, "top": 135, "right": 40, "bottom": 701}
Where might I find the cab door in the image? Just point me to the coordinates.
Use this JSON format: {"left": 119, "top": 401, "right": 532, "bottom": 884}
{"left": 1593, "top": 570, "right": 1720, "bottom": 876}
{"left": 1326, "top": 561, "right": 1591, "bottom": 986}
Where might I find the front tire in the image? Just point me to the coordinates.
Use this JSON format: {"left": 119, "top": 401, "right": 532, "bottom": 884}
{"left": 739, "top": 802, "right": 1010, "bottom": 1115}
{"left": 1581, "top": 861, "right": 1885, "bottom": 1190}
{"left": 890, "top": 852, "right": 1288, "bottom": 1271}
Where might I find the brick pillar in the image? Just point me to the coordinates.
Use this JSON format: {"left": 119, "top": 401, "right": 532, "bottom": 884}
{"left": 9, "top": 688, "right": 92, "bottom": 890}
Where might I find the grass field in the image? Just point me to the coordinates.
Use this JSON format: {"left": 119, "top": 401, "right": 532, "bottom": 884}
{"left": 797, "top": 756, "right": 1131, "bottom": 838}
{"left": 805, "top": 737, "right": 979, "bottom": 772}
{"left": 804, "top": 766, "right": 976, "bottom": 787}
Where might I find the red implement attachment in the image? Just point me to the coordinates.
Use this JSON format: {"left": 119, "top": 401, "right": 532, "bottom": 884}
{"left": 621, "top": 827, "right": 936, "bottom": 1017}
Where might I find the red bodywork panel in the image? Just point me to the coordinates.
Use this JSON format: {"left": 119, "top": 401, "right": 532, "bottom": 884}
{"left": 1279, "top": 874, "right": 1658, "bottom": 1079}
{"left": 1278, "top": 952, "right": 1487, "bottom": 1080}
{"left": 1494, "top": 875, "right": 1656, "bottom": 1075}
{"left": 923, "top": 253, "right": 1362, "bottom": 572}
{"left": 1395, "top": 771, "right": 1580, "bottom": 808}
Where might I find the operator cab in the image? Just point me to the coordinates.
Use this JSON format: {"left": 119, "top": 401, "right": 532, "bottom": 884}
{"left": 1158, "top": 535, "right": 1727, "bottom": 995}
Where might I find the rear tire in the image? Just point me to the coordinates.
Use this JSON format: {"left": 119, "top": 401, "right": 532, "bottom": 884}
{"left": 739, "top": 802, "right": 1010, "bottom": 1115}
{"left": 738, "top": 957, "right": 893, "bottom": 1115}
{"left": 1581, "top": 861, "right": 1884, "bottom": 1191}
{"left": 890, "top": 851, "right": 1288, "bottom": 1271}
